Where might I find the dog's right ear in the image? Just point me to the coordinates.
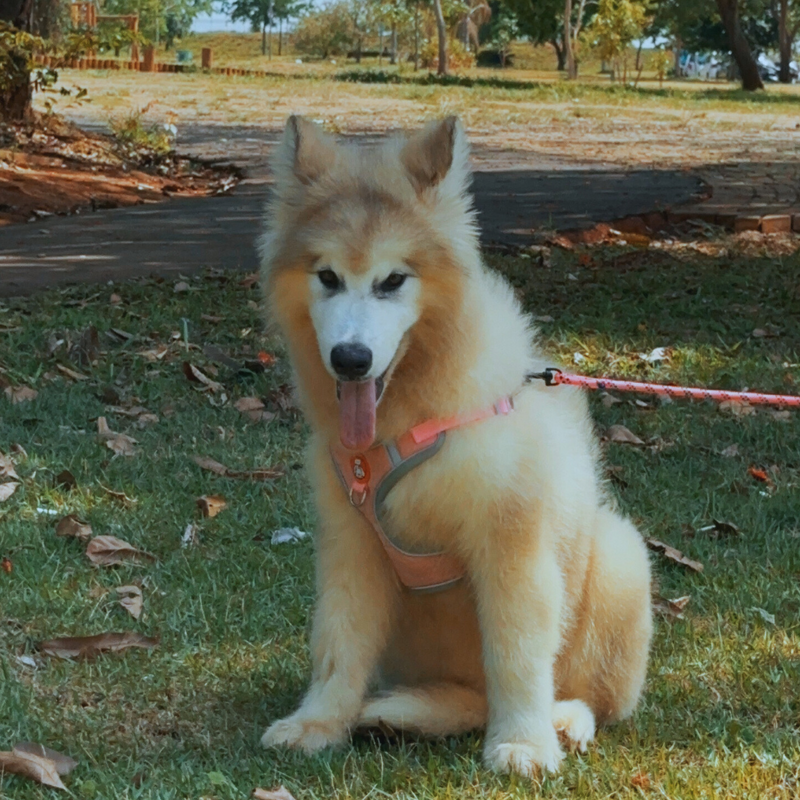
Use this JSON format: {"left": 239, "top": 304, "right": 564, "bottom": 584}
{"left": 275, "top": 115, "right": 337, "bottom": 188}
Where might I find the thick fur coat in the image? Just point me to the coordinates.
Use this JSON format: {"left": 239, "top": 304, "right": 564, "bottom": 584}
{"left": 258, "top": 115, "right": 653, "bottom": 777}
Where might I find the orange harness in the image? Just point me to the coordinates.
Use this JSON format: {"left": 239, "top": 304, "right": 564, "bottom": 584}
{"left": 330, "top": 396, "right": 515, "bottom": 593}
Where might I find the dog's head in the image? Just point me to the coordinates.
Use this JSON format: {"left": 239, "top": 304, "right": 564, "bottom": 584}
{"left": 261, "top": 115, "right": 477, "bottom": 451}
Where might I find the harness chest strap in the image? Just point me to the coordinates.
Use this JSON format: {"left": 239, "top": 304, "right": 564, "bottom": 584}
{"left": 330, "top": 396, "right": 515, "bottom": 592}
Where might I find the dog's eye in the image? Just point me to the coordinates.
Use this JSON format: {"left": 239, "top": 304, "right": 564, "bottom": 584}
{"left": 378, "top": 272, "right": 407, "bottom": 293}
{"left": 317, "top": 269, "right": 342, "bottom": 291}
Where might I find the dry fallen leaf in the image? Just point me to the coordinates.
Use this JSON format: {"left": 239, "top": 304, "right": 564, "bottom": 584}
{"left": 97, "top": 417, "right": 137, "bottom": 457}
{"left": 630, "top": 771, "right": 651, "bottom": 790}
{"left": 55, "top": 515, "right": 93, "bottom": 541}
{"left": 768, "top": 409, "right": 792, "bottom": 422}
{"left": 173, "top": 281, "right": 190, "bottom": 293}
{"left": 4, "top": 385, "right": 38, "bottom": 404}
{"left": 192, "top": 455, "right": 284, "bottom": 481}
{"left": 56, "top": 364, "right": 88, "bottom": 382}
{"left": 748, "top": 466, "right": 774, "bottom": 488}
{"left": 720, "top": 443, "right": 740, "bottom": 458}
{"left": 751, "top": 607, "right": 775, "bottom": 625}
{"left": 604, "top": 425, "right": 645, "bottom": 446}
{"left": 182, "top": 362, "right": 223, "bottom": 393}
{"left": 600, "top": 393, "right": 622, "bottom": 408}
{"left": 239, "top": 272, "right": 259, "bottom": 289}
{"left": 653, "top": 595, "right": 691, "bottom": 620}
{"left": 1, "top": 556, "right": 12, "bottom": 573}
{"left": 116, "top": 585, "right": 143, "bottom": 620}
{"left": 55, "top": 469, "right": 77, "bottom": 490}
{"left": 196, "top": 494, "right": 227, "bottom": 518}
{"left": 0, "top": 748, "right": 67, "bottom": 790}
{"left": 12, "top": 743, "right": 77, "bottom": 777}
{"left": 110, "top": 293, "right": 122, "bottom": 304}
{"left": 719, "top": 400, "right": 755, "bottom": 417}
{"left": 271, "top": 527, "right": 310, "bottom": 545}
{"left": 85, "top": 535, "right": 154, "bottom": 566}
{"left": 252, "top": 787, "right": 297, "bottom": 800}
{"left": 0, "top": 481, "right": 19, "bottom": 502}
{"left": 0, "top": 453, "right": 19, "bottom": 480}
{"left": 38, "top": 631, "right": 159, "bottom": 659}
{"left": 138, "top": 344, "right": 169, "bottom": 362}
{"left": 234, "top": 396, "right": 276, "bottom": 423}
{"left": 646, "top": 539, "right": 704, "bottom": 572}
{"left": 101, "top": 485, "right": 136, "bottom": 504}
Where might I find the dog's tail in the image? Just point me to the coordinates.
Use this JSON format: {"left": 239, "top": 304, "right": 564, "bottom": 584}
{"left": 357, "top": 683, "right": 487, "bottom": 737}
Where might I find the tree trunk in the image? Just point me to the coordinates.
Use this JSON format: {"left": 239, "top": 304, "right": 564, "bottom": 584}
{"left": 379, "top": 25, "right": 383, "bottom": 65}
{"left": 414, "top": 3, "right": 420, "bottom": 71}
{"left": 268, "top": 0, "right": 273, "bottom": 60}
{"left": 261, "top": 20, "right": 266, "bottom": 56}
{"left": 673, "top": 35, "right": 682, "bottom": 76}
{"left": 432, "top": 0, "right": 447, "bottom": 75}
{"left": 551, "top": 36, "right": 566, "bottom": 71}
{"left": 1, "top": 0, "right": 35, "bottom": 122}
{"left": 564, "top": 0, "right": 577, "bottom": 79}
{"left": 279, "top": 18, "right": 282, "bottom": 56}
{"left": 390, "top": 22, "right": 397, "bottom": 64}
{"left": 635, "top": 39, "right": 644, "bottom": 71}
{"left": 778, "top": 0, "right": 794, "bottom": 84}
{"left": 714, "top": 0, "right": 764, "bottom": 90}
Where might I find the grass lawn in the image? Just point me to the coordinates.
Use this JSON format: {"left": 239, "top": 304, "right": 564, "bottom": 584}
{"left": 1, "top": 239, "right": 799, "bottom": 798}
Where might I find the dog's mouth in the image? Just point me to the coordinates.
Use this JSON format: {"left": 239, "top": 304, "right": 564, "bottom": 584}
{"left": 336, "top": 373, "right": 386, "bottom": 452}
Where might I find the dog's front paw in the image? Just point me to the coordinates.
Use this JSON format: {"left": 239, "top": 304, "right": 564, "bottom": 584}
{"left": 261, "top": 714, "right": 348, "bottom": 754}
{"left": 484, "top": 727, "right": 564, "bottom": 777}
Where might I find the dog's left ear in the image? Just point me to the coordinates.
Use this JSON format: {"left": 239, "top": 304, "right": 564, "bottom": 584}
{"left": 401, "top": 116, "right": 469, "bottom": 194}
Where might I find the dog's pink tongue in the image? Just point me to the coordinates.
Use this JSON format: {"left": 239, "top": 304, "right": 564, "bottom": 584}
{"left": 339, "top": 379, "right": 377, "bottom": 451}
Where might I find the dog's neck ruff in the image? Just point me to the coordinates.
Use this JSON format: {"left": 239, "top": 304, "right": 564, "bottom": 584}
{"left": 330, "top": 396, "right": 515, "bottom": 592}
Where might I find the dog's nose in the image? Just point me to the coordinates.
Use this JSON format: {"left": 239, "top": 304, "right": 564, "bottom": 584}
{"left": 331, "top": 343, "right": 372, "bottom": 380}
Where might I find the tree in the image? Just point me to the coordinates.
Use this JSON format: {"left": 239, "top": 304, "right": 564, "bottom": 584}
{"left": 583, "top": 0, "right": 649, "bottom": 82}
{"left": 502, "top": 0, "right": 568, "bottom": 69}
{"left": 714, "top": 0, "right": 764, "bottom": 89}
{"left": 777, "top": 0, "right": 800, "bottom": 83}
{"left": 228, "top": 0, "right": 274, "bottom": 55}
{"left": 432, "top": 0, "right": 447, "bottom": 74}
{"left": 1, "top": 0, "right": 36, "bottom": 122}
{"left": 489, "top": 6, "right": 517, "bottom": 65}
{"left": 292, "top": 1, "right": 354, "bottom": 58}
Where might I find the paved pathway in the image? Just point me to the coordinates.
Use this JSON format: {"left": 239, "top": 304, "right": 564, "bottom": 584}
{"left": 0, "top": 124, "right": 709, "bottom": 296}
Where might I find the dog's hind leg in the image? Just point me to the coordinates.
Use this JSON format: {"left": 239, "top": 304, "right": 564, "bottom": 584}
{"left": 358, "top": 683, "right": 487, "bottom": 736}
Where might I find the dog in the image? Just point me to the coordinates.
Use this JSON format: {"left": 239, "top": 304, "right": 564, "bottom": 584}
{"left": 258, "top": 115, "right": 652, "bottom": 777}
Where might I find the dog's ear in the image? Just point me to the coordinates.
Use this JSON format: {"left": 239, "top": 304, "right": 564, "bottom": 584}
{"left": 277, "top": 115, "right": 337, "bottom": 187}
{"left": 401, "top": 116, "right": 468, "bottom": 194}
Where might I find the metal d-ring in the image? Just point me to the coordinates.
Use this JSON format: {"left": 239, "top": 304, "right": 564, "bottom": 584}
{"left": 349, "top": 486, "right": 368, "bottom": 507}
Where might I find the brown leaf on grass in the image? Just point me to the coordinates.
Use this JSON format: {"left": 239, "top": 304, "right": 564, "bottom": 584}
{"left": 110, "top": 293, "right": 122, "bottom": 304}
{"left": 12, "top": 743, "right": 77, "bottom": 777}
{"left": 56, "top": 364, "right": 88, "bottom": 382}
{"left": 135, "top": 413, "right": 159, "bottom": 428}
{"left": 38, "top": 631, "right": 159, "bottom": 660}
{"left": 748, "top": 466, "right": 775, "bottom": 488}
{"left": 0, "top": 453, "right": 19, "bottom": 480}
{"left": 55, "top": 515, "right": 92, "bottom": 541}
{"left": 196, "top": 494, "right": 227, "bottom": 518}
{"left": 4, "top": 385, "right": 38, "bottom": 404}
{"left": 0, "top": 749, "right": 67, "bottom": 790}
{"left": 138, "top": 345, "right": 169, "bottom": 362}
{"left": 85, "top": 535, "right": 154, "bottom": 566}
{"left": 116, "top": 585, "right": 143, "bottom": 619}
{"left": 97, "top": 417, "right": 137, "bottom": 457}
{"left": 698, "top": 519, "right": 741, "bottom": 539}
{"left": 0, "top": 481, "right": 19, "bottom": 502}
{"left": 768, "top": 409, "right": 792, "bottom": 422}
{"left": 252, "top": 787, "right": 297, "bottom": 800}
{"left": 201, "top": 314, "right": 224, "bottom": 323}
{"left": 239, "top": 272, "right": 259, "bottom": 289}
{"left": 653, "top": 595, "right": 691, "bottom": 620}
{"left": 234, "top": 396, "right": 276, "bottom": 423}
{"left": 173, "top": 281, "right": 190, "bottom": 293}
{"left": 719, "top": 400, "right": 755, "bottom": 417}
{"left": 182, "top": 362, "right": 223, "bottom": 393}
{"left": 1, "top": 556, "right": 11, "bottom": 573}
{"left": 604, "top": 425, "right": 645, "bottom": 446}
{"left": 101, "top": 485, "right": 136, "bottom": 505}
{"left": 646, "top": 539, "right": 704, "bottom": 572}
{"left": 72, "top": 325, "right": 100, "bottom": 368}
{"left": 266, "top": 383, "right": 299, "bottom": 414}
{"left": 192, "top": 455, "right": 284, "bottom": 481}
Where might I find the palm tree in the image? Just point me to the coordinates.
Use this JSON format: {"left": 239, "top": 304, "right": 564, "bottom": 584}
{"left": 457, "top": 0, "right": 491, "bottom": 51}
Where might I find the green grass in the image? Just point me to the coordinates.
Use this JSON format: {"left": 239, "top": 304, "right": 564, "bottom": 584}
{"left": 1, "top": 242, "right": 799, "bottom": 798}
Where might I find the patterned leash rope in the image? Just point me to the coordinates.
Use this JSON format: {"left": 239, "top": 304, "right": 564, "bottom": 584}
{"left": 525, "top": 368, "right": 800, "bottom": 409}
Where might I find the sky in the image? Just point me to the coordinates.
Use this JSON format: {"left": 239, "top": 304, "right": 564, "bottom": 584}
{"left": 192, "top": 12, "right": 252, "bottom": 33}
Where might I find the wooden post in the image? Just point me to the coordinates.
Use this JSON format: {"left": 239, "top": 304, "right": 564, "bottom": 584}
{"left": 142, "top": 45, "right": 155, "bottom": 72}
{"left": 201, "top": 47, "right": 212, "bottom": 69}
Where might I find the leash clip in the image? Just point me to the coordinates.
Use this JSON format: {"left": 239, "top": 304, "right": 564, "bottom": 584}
{"left": 525, "top": 367, "right": 562, "bottom": 386}
{"left": 349, "top": 484, "right": 368, "bottom": 507}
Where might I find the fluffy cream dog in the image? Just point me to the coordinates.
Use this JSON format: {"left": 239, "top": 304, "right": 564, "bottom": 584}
{"left": 258, "top": 115, "right": 652, "bottom": 777}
